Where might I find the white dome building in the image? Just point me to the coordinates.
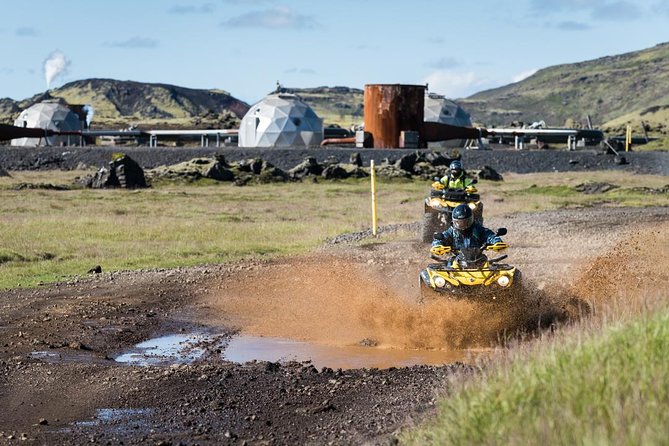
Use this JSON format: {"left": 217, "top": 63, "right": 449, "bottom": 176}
{"left": 12, "top": 100, "right": 83, "bottom": 147}
{"left": 239, "top": 93, "right": 323, "bottom": 147}
{"left": 424, "top": 93, "right": 473, "bottom": 127}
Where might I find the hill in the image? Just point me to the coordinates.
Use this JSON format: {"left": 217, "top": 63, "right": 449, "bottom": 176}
{"left": 282, "top": 86, "right": 364, "bottom": 129}
{"left": 2, "top": 79, "right": 250, "bottom": 130}
{"left": 461, "top": 42, "right": 669, "bottom": 136}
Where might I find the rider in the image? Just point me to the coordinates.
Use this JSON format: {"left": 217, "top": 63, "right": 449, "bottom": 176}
{"left": 439, "top": 160, "right": 475, "bottom": 190}
{"left": 431, "top": 204, "right": 505, "bottom": 256}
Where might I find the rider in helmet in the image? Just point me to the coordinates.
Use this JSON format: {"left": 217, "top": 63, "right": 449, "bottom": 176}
{"left": 439, "top": 160, "right": 474, "bottom": 190}
{"left": 431, "top": 204, "right": 503, "bottom": 254}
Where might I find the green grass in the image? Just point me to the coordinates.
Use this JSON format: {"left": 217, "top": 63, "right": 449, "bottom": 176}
{"left": 404, "top": 308, "right": 669, "bottom": 445}
{"left": 0, "top": 172, "right": 425, "bottom": 288}
{"left": 0, "top": 170, "right": 666, "bottom": 289}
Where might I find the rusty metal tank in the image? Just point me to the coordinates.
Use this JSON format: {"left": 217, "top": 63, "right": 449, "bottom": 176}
{"left": 363, "top": 84, "right": 426, "bottom": 148}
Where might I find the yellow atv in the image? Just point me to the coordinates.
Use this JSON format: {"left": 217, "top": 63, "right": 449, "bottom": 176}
{"left": 419, "top": 229, "right": 521, "bottom": 300}
{"left": 421, "top": 180, "right": 483, "bottom": 243}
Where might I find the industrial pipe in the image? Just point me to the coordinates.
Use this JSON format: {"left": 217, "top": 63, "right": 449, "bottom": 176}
{"left": 0, "top": 124, "right": 55, "bottom": 141}
{"left": 320, "top": 136, "right": 356, "bottom": 146}
{"left": 421, "top": 121, "right": 488, "bottom": 142}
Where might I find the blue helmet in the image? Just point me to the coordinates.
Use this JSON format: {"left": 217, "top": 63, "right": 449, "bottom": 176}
{"left": 452, "top": 204, "right": 473, "bottom": 231}
{"left": 449, "top": 160, "right": 463, "bottom": 177}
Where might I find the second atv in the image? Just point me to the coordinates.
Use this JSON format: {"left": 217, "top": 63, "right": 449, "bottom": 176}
{"left": 421, "top": 180, "right": 483, "bottom": 243}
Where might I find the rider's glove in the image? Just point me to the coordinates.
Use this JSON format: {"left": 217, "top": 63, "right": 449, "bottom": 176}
{"left": 431, "top": 245, "right": 452, "bottom": 256}
{"left": 486, "top": 242, "right": 508, "bottom": 252}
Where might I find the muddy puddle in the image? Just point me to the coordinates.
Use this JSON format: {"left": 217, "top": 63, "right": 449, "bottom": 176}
{"left": 115, "top": 332, "right": 485, "bottom": 369}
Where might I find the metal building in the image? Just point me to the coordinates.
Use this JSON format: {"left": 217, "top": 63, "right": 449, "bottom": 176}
{"left": 11, "top": 100, "right": 83, "bottom": 147}
{"left": 424, "top": 93, "right": 473, "bottom": 127}
{"left": 423, "top": 93, "right": 474, "bottom": 148}
{"left": 238, "top": 93, "right": 323, "bottom": 147}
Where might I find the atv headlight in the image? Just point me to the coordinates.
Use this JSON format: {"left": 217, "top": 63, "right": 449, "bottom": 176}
{"left": 468, "top": 203, "right": 477, "bottom": 210}
{"left": 429, "top": 199, "right": 445, "bottom": 210}
{"left": 434, "top": 276, "right": 447, "bottom": 288}
{"left": 497, "top": 275, "right": 511, "bottom": 287}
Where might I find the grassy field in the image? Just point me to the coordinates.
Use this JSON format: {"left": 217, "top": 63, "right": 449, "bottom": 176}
{"left": 0, "top": 170, "right": 667, "bottom": 289}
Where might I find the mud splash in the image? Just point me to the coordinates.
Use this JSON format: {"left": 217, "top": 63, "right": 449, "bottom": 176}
{"left": 204, "top": 256, "right": 551, "bottom": 352}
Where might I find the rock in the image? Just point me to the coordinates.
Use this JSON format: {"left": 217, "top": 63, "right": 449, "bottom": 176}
{"left": 477, "top": 165, "right": 504, "bottom": 181}
{"left": 205, "top": 163, "right": 235, "bottom": 181}
{"left": 394, "top": 153, "right": 418, "bottom": 173}
{"left": 87, "top": 265, "right": 102, "bottom": 274}
{"left": 235, "top": 158, "right": 264, "bottom": 174}
{"left": 340, "top": 164, "right": 369, "bottom": 178}
{"left": 0, "top": 164, "right": 10, "bottom": 177}
{"left": 349, "top": 152, "right": 362, "bottom": 167}
{"left": 322, "top": 164, "right": 349, "bottom": 180}
{"left": 112, "top": 153, "right": 148, "bottom": 188}
{"left": 81, "top": 153, "right": 147, "bottom": 189}
{"left": 422, "top": 151, "right": 453, "bottom": 166}
{"left": 288, "top": 157, "right": 323, "bottom": 178}
{"left": 575, "top": 182, "right": 618, "bottom": 194}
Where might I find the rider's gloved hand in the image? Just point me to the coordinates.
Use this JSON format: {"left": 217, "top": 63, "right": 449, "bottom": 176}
{"left": 485, "top": 242, "right": 508, "bottom": 252}
{"left": 431, "top": 245, "right": 452, "bottom": 256}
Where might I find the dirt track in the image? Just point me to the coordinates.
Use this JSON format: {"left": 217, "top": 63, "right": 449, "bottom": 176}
{"left": 1, "top": 205, "right": 668, "bottom": 445}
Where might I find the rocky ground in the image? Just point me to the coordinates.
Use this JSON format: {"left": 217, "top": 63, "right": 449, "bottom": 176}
{"left": 0, "top": 146, "right": 668, "bottom": 445}
{"left": 0, "top": 144, "right": 667, "bottom": 175}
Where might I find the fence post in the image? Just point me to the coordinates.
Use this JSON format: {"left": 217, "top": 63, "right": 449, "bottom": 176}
{"left": 370, "top": 160, "right": 378, "bottom": 236}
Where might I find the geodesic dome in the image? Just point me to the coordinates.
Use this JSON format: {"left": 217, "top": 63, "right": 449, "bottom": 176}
{"left": 11, "top": 101, "right": 83, "bottom": 147}
{"left": 424, "top": 93, "right": 472, "bottom": 127}
{"left": 239, "top": 93, "right": 323, "bottom": 147}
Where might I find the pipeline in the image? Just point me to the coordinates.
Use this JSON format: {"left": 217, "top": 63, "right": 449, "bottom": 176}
{"left": 0, "top": 123, "right": 83, "bottom": 142}
{"left": 422, "top": 122, "right": 488, "bottom": 142}
{"left": 320, "top": 136, "right": 356, "bottom": 146}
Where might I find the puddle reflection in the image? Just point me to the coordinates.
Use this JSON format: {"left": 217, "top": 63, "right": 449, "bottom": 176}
{"left": 114, "top": 332, "right": 484, "bottom": 369}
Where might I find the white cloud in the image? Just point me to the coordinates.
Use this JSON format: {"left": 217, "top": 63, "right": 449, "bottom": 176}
{"left": 422, "top": 71, "right": 488, "bottom": 98}
{"left": 221, "top": 6, "right": 318, "bottom": 29}
{"left": 511, "top": 68, "right": 538, "bottom": 83}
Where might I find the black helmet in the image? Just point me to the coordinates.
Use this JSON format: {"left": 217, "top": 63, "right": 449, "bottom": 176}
{"left": 452, "top": 204, "right": 473, "bottom": 231}
{"left": 449, "top": 160, "right": 463, "bottom": 177}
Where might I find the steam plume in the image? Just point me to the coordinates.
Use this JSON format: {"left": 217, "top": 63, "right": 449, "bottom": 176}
{"left": 43, "top": 50, "right": 71, "bottom": 89}
{"left": 83, "top": 104, "right": 95, "bottom": 127}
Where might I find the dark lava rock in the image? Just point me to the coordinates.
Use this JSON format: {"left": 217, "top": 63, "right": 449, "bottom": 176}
{"left": 477, "top": 165, "right": 504, "bottom": 181}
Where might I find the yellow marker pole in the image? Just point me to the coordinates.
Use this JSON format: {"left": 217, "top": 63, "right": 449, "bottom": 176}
{"left": 370, "top": 159, "right": 378, "bottom": 236}
{"left": 625, "top": 125, "right": 631, "bottom": 152}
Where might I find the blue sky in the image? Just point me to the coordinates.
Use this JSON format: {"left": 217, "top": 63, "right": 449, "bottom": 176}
{"left": 2, "top": 0, "right": 669, "bottom": 104}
